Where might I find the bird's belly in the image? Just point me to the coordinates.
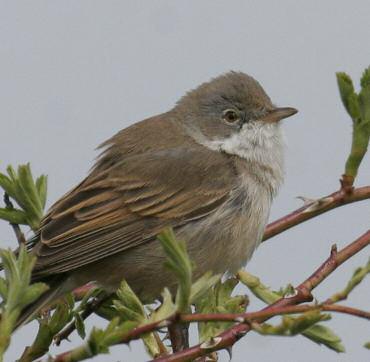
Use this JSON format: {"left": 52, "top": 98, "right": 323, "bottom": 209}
{"left": 178, "top": 193, "right": 271, "bottom": 278}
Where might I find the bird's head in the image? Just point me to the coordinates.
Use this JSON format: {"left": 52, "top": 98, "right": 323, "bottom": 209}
{"left": 174, "top": 71, "right": 297, "bottom": 152}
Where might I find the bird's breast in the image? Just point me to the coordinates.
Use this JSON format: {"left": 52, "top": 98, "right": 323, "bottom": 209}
{"left": 178, "top": 174, "right": 273, "bottom": 278}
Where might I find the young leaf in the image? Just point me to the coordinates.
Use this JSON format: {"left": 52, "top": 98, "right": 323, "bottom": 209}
{"left": 303, "top": 324, "right": 345, "bottom": 353}
{"left": 0, "top": 246, "right": 48, "bottom": 361}
{"left": 0, "top": 208, "right": 27, "bottom": 225}
{"left": 329, "top": 258, "right": 370, "bottom": 303}
{"left": 74, "top": 312, "right": 86, "bottom": 339}
{"left": 195, "top": 278, "right": 248, "bottom": 343}
{"left": 336, "top": 72, "right": 360, "bottom": 120}
{"left": 336, "top": 67, "right": 370, "bottom": 180}
{"left": 148, "top": 288, "right": 176, "bottom": 323}
{"left": 190, "top": 272, "right": 221, "bottom": 304}
{"left": 158, "top": 228, "right": 192, "bottom": 312}
{"left": 237, "top": 269, "right": 280, "bottom": 304}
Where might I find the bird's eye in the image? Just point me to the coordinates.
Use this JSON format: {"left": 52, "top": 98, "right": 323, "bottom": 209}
{"left": 222, "top": 109, "right": 240, "bottom": 125}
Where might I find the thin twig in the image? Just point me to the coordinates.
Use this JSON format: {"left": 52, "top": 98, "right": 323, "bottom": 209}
{"left": 3, "top": 193, "right": 26, "bottom": 245}
{"left": 54, "top": 292, "right": 109, "bottom": 346}
{"left": 322, "top": 304, "right": 370, "bottom": 320}
{"left": 263, "top": 185, "right": 370, "bottom": 241}
{"left": 179, "top": 303, "right": 370, "bottom": 323}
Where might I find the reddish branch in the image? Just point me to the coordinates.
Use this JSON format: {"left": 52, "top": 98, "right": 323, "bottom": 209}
{"left": 52, "top": 303, "right": 369, "bottom": 362}
{"left": 322, "top": 304, "right": 370, "bottom": 320}
{"left": 263, "top": 185, "right": 370, "bottom": 241}
{"left": 152, "top": 229, "right": 370, "bottom": 362}
{"left": 180, "top": 304, "right": 370, "bottom": 323}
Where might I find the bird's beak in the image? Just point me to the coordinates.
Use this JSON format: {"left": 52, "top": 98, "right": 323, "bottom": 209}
{"left": 260, "top": 107, "right": 298, "bottom": 123}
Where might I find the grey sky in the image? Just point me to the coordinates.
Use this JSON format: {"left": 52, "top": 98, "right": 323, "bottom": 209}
{"left": 1, "top": 1, "right": 369, "bottom": 361}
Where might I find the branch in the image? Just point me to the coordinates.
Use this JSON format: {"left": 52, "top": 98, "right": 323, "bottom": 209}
{"left": 263, "top": 185, "right": 370, "bottom": 241}
{"left": 179, "top": 304, "right": 370, "bottom": 323}
{"left": 50, "top": 302, "right": 369, "bottom": 362}
{"left": 153, "top": 229, "right": 370, "bottom": 361}
{"left": 322, "top": 304, "right": 370, "bottom": 320}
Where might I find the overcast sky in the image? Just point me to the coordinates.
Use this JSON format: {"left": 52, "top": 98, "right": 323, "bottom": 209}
{"left": 1, "top": 1, "right": 369, "bottom": 361}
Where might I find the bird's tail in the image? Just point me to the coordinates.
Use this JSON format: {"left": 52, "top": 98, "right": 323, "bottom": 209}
{"left": 16, "top": 275, "right": 67, "bottom": 329}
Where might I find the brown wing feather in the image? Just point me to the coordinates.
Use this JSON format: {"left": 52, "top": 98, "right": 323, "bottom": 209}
{"left": 32, "top": 147, "right": 235, "bottom": 278}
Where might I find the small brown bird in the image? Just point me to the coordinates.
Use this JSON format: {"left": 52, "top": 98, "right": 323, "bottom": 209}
{"left": 19, "top": 71, "right": 297, "bottom": 326}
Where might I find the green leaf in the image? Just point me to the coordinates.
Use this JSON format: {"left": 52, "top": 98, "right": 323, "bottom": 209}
{"left": 237, "top": 269, "right": 280, "bottom": 304}
{"left": 336, "top": 67, "right": 370, "bottom": 180}
{"left": 364, "top": 341, "right": 370, "bottom": 349}
{"left": 195, "top": 278, "right": 247, "bottom": 343}
{"left": 0, "top": 174, "right": 15, "bottom": 199}
{"left": 0, "top": 208, "right": 27, "bottom": 225}
{"left": 48, "top": 300, "right": 73, "bottom": 334}
{"left": 21, "top": 283, "right": 49, "bottom": 306}
{"left": 360, "top": 66, "right": 370, "bottom": 88}
{"left": 303, "top": 324, "right": 345, "bottom": 353}
{"left": 87, "top": 319, "right": 138, "bottom": 357}
{"left": 329, "top": 258, "right": 370, "bottom": 302}
{"left": 148, "top": 288, "right": 176, "bottom": 323}
{"left": 17, "top": 164, "right": 43, "bottom": 228}
{"left": 190, "top": 272, "right": 221, "bottom": 304}
{"left": 114, "top": 280, "right": 146, "bottom": 322}
{"left": 0, "top": 164, "right": 48, "bottom": 231}
{"left": 158, "top": 228, "right": 192, "bottom": 312}
{"left": 35, "top": 175, "right": 48, "bottom": 210}
{"left": 74, "top": 312, "right": 86, "bottom": 339}
{"left": 253, "top": 311, "right": 329, "bottom": 337}
{"left": 0, "top": 246, "right": 48, "bottom": 361}
{"left": 336, "top": 72, "right": 361, "bottom": 120}
{"left": 0, "top": 278, "right": 8, "bottom": 300}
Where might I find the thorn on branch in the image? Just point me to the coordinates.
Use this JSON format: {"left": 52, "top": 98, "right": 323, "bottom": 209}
{"left": 302, "top": 197, "right": 334, "bottom": 214}
{"left": 330, "top": 244, "right": 338, "bottom": 257}
{"left": 200, "top": 337, "right": 222, "bottom": 349}
{"left": 225, "top": 346, "right": 233, "bottom": 360}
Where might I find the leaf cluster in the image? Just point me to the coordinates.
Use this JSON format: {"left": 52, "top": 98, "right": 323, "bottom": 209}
{"left": 0, "top": 164, "right": 47, "bottom": 231}
{"left": 337, "top": 67, "right": 370, "bottom": 179}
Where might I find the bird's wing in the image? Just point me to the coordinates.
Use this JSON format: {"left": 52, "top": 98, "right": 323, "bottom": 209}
{"left": 32, "top": 147, "right": 235, "bottom": 277}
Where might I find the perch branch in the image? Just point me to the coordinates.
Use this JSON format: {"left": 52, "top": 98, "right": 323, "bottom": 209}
{"left": 263, "top": 185, "right": 370, "bottom": 241}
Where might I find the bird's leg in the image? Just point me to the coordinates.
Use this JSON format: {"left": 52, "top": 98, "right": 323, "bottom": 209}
{"left": 168, "top": 322, "right": 190, "bottom": 352}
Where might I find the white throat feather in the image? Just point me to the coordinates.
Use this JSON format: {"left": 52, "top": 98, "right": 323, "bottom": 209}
{"left": 200, "top": 122, "right": 285, "bottom": 196}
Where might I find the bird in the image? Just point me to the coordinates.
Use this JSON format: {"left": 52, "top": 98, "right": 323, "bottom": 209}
{"left": 18, "top": 71, "right": 297, "bottom": 326}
